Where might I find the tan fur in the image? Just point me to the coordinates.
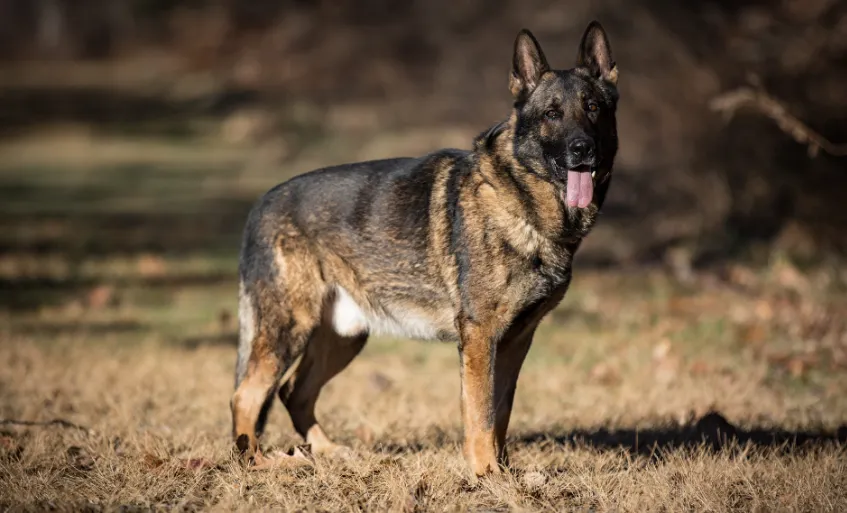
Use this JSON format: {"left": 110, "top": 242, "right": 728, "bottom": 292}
{"left": 232, "top": 23, "right": 619, "bottom": 477}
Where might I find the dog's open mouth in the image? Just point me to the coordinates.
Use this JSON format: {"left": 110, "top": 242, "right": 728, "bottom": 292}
{"left": 565, "top": 165, "right": 595, "bottom": 208}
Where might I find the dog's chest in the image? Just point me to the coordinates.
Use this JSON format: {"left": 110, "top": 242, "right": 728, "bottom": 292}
{"left": 563, "top": 204, "right": 600, "bottom": 240}
{"left": 515, "top": 253, "right": 574, "bottom": 308}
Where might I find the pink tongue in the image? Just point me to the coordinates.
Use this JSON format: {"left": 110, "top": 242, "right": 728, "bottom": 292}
{"left": 566, "top": 170, "right": 594, "bottom": 208}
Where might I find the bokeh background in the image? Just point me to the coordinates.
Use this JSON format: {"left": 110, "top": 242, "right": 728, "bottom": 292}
{"left": 1, "top": 2, "right": 847, "bottom": 510}
{"left": 2, "top": 0, "right": 847, "bottom": 291}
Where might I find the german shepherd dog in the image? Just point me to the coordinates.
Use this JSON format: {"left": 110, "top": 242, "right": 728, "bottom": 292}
{"left": 232, "top": 21, "right": 619, "bottom": 477}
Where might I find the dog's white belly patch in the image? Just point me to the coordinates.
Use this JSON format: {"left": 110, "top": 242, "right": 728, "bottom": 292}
{"left": 331, "top": 286, "right": 369, "bottom": 337}
{"left": 331, "top": 286, "right": 443, "bottom": 340}
{"left": 368, "top": 306, "right": 443, "bottom": 340}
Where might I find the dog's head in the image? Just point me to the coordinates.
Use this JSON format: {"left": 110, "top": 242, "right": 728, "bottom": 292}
{"left": 510, "top": 22, "right": 619, "bottom": 209}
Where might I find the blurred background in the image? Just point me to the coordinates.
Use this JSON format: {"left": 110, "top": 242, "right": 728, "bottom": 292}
{"left": 1, "top": 0, "right": 846, "bottom": 312}
{"left": 1, "top": 5, "right": 847, "bottom": 508}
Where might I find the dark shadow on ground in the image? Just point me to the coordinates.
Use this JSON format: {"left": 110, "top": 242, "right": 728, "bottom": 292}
{"left": 178, "top": 332, "right": 238, "bottom": 350}
{"left": 0, "top": 271, "right": 234, "bottom": 311}
{"left": 0, "top": 86, "right": 259, "bottom": 139}
{"left": 0, "top": 204, "right": 254, "bottom": 256}
{"left": 513, "top": 412, "right": 847, "bottom": 458}
{"left": 370, "top": 412, "right": 846, "bottom": 457}
{"left": 10, "top": 319, "right": 148, "bottom": 337}
{"left": 372, "top": 428, "right": 460, "bottom": 456}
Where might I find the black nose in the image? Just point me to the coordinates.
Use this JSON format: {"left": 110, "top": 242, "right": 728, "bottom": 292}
{"left": 568, "top": 139, "right": 595, "bottom": 162}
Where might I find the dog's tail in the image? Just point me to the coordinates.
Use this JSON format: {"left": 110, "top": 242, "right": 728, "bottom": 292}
{"left": 234, "top": 278, "right": 255, "bottom": 389}
{"left": 234, "top": 200, "right": 270, "bottom": 389}
{"left": 234, "top": 275, "right": 304, "bottom": 391}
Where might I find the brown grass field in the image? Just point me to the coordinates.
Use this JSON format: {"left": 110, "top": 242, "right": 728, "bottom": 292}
{"left": 2, "top": 259, "right": 847, "bottom": 511}
{"left": 1, "top": 135, "right": 846, "bottom": 512}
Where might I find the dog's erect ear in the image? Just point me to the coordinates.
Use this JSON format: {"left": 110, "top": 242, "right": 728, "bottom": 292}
{"left": 510, "top": 29, "right": 550, "bottom": 101}
{"left": 577, "top": 21, "right": 617, "bottom": 85}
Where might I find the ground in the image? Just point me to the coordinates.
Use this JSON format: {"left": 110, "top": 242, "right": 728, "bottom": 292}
{"left": 2, "top": 258, "right": 846, "bottom": 511}
{"left": 1, "top": 133, "right": 846, "bottom": 512}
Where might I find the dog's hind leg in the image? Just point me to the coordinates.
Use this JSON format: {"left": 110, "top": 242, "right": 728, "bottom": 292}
{"left": 278, "top": 318, "right": 367, "bottom": 457}
{"left": 231, "top": 332, "right": 290, "bottom": 462}
{"left": 230, "top": 304, "right": 315, "bottom": 464}
{"left": 231, "top": 240, "right": 324, "bottom": 465}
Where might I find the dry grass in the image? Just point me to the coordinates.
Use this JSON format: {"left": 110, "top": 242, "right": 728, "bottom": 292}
{"left": 1, "top": 264, "right": 846, "bottom": 512}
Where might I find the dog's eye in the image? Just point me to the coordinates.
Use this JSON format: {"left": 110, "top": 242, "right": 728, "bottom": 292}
{"left": 544, "top": 109, "right": 561, "bottom": 120}
{"left": 586, "top": 102, "right": 599, "bottom": 113}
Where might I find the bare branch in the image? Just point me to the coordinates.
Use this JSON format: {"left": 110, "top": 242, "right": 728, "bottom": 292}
{"left": 709, "top": 86, "right": 847, "bottom": 158}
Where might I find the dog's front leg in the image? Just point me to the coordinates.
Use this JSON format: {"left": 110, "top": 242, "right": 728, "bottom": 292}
{"left": 457, "top": 318, "right": 500, "bottom": 478}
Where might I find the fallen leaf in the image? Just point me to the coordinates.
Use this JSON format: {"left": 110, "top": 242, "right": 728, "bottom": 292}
{"left": 787, "top": 358, "right": 805, "bottom": 377}
{"left": 181, "top": 458, "right": 217, "bottom": 471}
{"left": 664, "top": 246, "right": 694, "bottom": 284}
{"left": 726, "top": 264, "right": 759, "bottom": 288}
{"left": 830, "top": 350, "right": 847, "bottom": 371}
{"left": 689, "top": 359, "right": 710, "bottom": 376}
{"left": 403, "top": 494, "right": 418, "bottom": 513}
{"left": 0, "top": 436, "right": 14, "bottom": 450}
{"left": 369, "top": 372, "right": 393, "bottom": 392}
{"left": 589, "top": 361, "right": 620, "bottom": 385}
{"left": 667, "top": 297, "right": 693, "bottom": 316}
{"left": 771, "top": 258, "right": 809, "bottom": 292}
{"left": 739, "top": 323, "right": 768, "bottom": 347}
{"left": 652, "top": 339, "right": 672, "bottom": 361}
{"left": 219, "top": 309, "right": 233, "bottom": 332}
{"left": 0, "top": 436, "right": 23, "bottom": 461}
{"left": 137, "top": 254, "right": 167, "bottom": 278}
{"left": 754, "top": 300, "right": 774, "bottom": 321}
{"left": 143, "top": 453, "right": 165, "bottom": 470}
{"left": 655, "top": 357, "right": 680, "bottom": 385}
{"left": 403, "top": 478, "right": 429, "bottom": 512}
{"left": 768, "top": 353, "right": 816, "bottom": 378}
{"left": 86, "top": 285, "right": 114, "bottom": 309}
{"left": 112, "top": 437, "right": 126, "bottom": 457}
{"left": 67, "top": 446, "right": 95, "bottom": 471}
{"left": 522, "top": 470, "right": 548, "bottom": 490}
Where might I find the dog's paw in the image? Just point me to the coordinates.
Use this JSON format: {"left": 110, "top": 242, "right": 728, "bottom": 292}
{"left": 313, "top": 442, "right": 359, "bottom": 461}
{"left": 249, "top": 447, "right": 313, "bottom": 471}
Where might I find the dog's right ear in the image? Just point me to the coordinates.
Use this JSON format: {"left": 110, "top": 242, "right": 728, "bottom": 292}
{"left": 510, "top": 29, "right": 549, "bottom": 101}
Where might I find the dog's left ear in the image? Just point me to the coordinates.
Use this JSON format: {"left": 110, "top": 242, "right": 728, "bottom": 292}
{"left": 577, "top": 21, "right": 617, "bottom": 85}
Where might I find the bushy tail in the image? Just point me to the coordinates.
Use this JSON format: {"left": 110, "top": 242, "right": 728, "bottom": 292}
{"left": 234, "top": 279, "right": 255, "bottom": 388}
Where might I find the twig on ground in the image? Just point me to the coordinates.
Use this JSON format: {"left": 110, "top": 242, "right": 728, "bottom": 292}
{"left": 0, "top": 418, "right": 92, "bottom": 433}
{"left": 710, "top": 85, "right": 847, "bottom": 158}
